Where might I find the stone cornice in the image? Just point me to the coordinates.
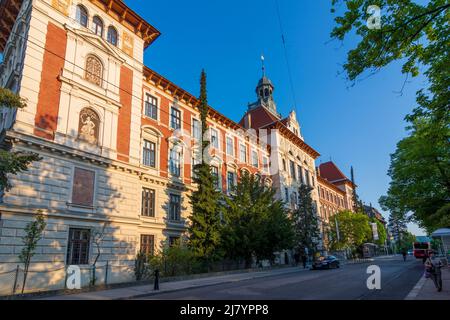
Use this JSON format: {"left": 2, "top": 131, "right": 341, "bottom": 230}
{"left": 5, "top": 130, "right": 192, "bottom": 192}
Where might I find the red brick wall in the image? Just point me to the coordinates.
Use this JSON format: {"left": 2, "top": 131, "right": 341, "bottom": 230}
{"left": 117, "top": 66, "right": 133, "bottom": 162}
{"left": 34, "top": 22, "right": 67, "bottom": 140}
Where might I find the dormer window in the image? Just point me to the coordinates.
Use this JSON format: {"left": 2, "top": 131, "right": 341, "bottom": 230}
{"left": 93, "top": 16, "right": 104, "bottom": 37}
{"left": 76, "top": 5, "right": 88, "bottom": 28}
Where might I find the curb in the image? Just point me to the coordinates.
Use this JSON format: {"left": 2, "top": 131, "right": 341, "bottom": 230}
{"left": 405, "top": 275, "right": 427, "bottom": 300}
{"left": 116, "top": 268, "right": 307, "bottom": 300}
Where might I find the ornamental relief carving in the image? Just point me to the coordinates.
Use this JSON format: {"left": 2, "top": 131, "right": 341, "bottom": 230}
{"left": 52, "top": 0, "right": 71, "bottom": 16}
{"left": 122, "top": 31, "right": 134, "bottom": 57}
{"left": 85, "top": 55, "right": 103, "bottom": 86}
{"left": 78, "top": 108, "right": 100, "bottom": 145}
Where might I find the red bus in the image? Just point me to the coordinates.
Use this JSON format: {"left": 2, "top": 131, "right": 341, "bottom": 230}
{"left": 413, "top": 242, "right": 431, "bottom": 259}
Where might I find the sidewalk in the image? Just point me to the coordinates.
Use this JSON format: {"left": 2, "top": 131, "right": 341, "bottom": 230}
{"left": 406, "top": 266, "right": 450, "bottom": 300}
{"left": 38, "top": 266, "right": 306, "bottom": 300}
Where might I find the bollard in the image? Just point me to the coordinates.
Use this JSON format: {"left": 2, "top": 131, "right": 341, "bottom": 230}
{"left": 154, "top": 269, "right": 160, "bottom": 291}
{"left": 105, "top": 261, "right": 109, "bottom": 286}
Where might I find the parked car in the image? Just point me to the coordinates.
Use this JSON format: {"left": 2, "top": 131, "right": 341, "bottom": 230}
{"left": 312, "top": 256, "right": 340, "bottom": 270}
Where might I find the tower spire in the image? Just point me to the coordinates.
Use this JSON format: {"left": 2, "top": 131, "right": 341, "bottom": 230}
{"left": 261, "top": 55, "right": 266, "bottom": 77}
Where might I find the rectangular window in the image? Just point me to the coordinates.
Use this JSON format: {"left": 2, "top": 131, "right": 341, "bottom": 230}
{"left": 192, "top": 119, "right": 201, "bottom": 141}
{"left": 239, "top": 144, "right": 247, "bottom": 163}
{"left": 141, "top": 188, "right": 155, "bottom": 217}
{"left": 169, "top": 236, "right": 180, "bottom": 247}
{"left": 210, "top": 128, "right": 219, "bottom": 149}
{"left": 285, "top": 188, "right": 289, "bottom": 202}
{"left": 169, "top": 148, "right": 181, "bottom": 177}
{"left": 142, "top": 140, "right": 156, "bottom": 168}
{"left": 252, "top": 150, "right": 259, "bottom": 168}
{"left": 169, "top": 194, "right": 181, "bottom": 221}
{"left": 298, "top": 165, "right": 304, "bottom": 184}
{"left": 305, "top": 170, "right": 311, "bottom": 186}
{"left": 282, "top": 159, "right": 287, "bottom": 171}
{"left": 72, "top": 168, "right": 95, "bottom": 207}
{"left": 226, "top": 136, "right": 234, "bottom": 156}
{"left": 290, "top": 161, "right": 296, "bottom": 180}
{"left": 170, "top": 107, "right": 181, "bottom": 130}
{"left": 262, "top": 157, "right": 269, "bottom": 173}
{"left": 227, "top": 171, "right": 235, "bottom": 191}
{"left": 67, "top": 228, "right": 90, "bottom": 265}
{"left": 291, "top": 192, "right": 297, "bottom": 206}
{"left": 211, "top": 166, "right": 220, "bottom": 189}
{"left": 144, "top": 94, "right": 158, "bottom": 120}
{"left": 140, "top": 235, "right": 155, "bottom": 256}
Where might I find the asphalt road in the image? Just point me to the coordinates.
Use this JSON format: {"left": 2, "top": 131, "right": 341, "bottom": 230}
{"left": 138, "top": 256, "right": 424, "bottom": 300}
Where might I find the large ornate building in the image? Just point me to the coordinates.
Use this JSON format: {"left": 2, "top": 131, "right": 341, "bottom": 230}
{"left": 0, "top": 0, "right": 359, "bottom": 292}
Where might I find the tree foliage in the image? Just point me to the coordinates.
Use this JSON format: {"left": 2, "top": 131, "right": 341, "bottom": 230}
{"left": 331, "top": 1, "right": 450, "bottom": 232}
{"left": 292, "top": 185, "right": 321, "bottom": 258}
{"left": 19, "top": 211, "right": 46, "bottom": 293}
{"left": 396, "top": 231, "right": 416, "bottom": 253}
{"left": 329, "top": 210, "right": 372, "bottom": 251}
{"left": 187, "top": 70, "right": 222, "bottom": 265}
{"left": 0, "top": 88, "right": 41, "bottom": 192}
{"left": 0, "top": 87, "right": 27, "bottom": 109}
{"left": 0, "top": 150, "right": 42, "bottom": 191}
{"left": 221, "top": 171, "right": 294, "bottom": 266}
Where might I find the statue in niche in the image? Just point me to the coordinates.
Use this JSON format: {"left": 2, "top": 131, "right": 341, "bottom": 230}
{"left": 78, "top": 108, "right": 99, "bottom": 144}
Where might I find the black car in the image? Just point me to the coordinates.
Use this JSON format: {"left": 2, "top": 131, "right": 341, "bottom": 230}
{"left": 312, "top": 256, "right": 340, "bottom": 270}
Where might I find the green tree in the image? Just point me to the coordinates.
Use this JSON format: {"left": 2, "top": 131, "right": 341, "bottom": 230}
{"left": 292, "top": 185, "right": 321, "bottom": 259}
{"left": 187, "top": 70, "right": 222, "bottom": 268}
{"left": 0, "top": 88, "right": 41, "bottom": 192}
{"left": 379, "top": 117, "right": 449, "bottom": 232}
{"left": 221, "top": 172, "right": 293, "bottom": 267}
{"left": 397, "top": 231, "right": 416, "bottom": 254}
{"left": 329, "top": 210, "right": 372, "bottom": 252}
{"left": 19, "top": 211, "right": 46, "bottom": 294}
{"left": 330, "top": 1, "right": 450, "bottom": 232}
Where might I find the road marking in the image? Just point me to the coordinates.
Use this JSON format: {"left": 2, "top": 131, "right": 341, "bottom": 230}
{"left": 405, "top": 275, "right": 427, "bottom": 300}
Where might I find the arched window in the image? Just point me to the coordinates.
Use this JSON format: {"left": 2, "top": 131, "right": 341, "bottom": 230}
{"left": 76, "top": 5, "right": 88, "bottom": 28}
{"left": 85, "top": 55, "right": 103, "bottom": 86}
{"left": 107, "top": 26, "right": 118, "bottom": 46}
{"left": 92, "top": 16, "right": 103, "bottom": 37}
{"left": 78, "top": 108, "right": 100, "bottom": 144}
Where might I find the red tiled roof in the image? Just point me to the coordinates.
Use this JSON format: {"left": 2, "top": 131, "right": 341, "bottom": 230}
{"left": 319, "top": 161, "right": 349, "bottom": 183}
{"left": 238, "top": 105, "right": 280, "bottom": 129}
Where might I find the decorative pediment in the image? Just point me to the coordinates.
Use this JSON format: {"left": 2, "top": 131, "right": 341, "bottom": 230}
{"left": 64, "top": 24, "right": 125, "bottom": 63}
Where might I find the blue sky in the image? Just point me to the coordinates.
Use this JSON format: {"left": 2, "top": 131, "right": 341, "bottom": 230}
{"left": 0, "top": 1, "right": 425, "bottom": 235}
{"left": 126, "top": 0, "right": 426, "bottom": 235}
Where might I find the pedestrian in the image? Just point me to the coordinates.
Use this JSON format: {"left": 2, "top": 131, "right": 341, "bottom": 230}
{"left": 301, "top": 254, "right": 307, "bottom": 269}
{"left": 294, "top": 252, "right": 300, "bottom": 266}
{"left": 154, "top": 269, "right": 160, "bottom": 291}
{"left": 401, "top": 249, "right": 407, "bottom": 262}
{"left": 425, "top": 251, "right": 443, "bottom": 292}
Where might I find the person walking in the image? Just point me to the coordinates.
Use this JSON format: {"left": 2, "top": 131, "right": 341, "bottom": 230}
{"left": 294, "top": 252, "right": 300, "bottom": 267}
{"left": 425, "top": 251, "right": 443, "bottom": 292}
{"left": 402, "top": 249, "right": 407, "bottom": 262}
{"left": 301, "top": 254, "right": 308, "bottom": 269}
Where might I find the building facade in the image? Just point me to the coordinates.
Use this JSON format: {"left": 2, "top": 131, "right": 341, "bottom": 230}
{"left": 0, "top": 0, "right": 274, "bottom": 292}
{"left": 0, "top": 0, "right": 362, "bottom": 292}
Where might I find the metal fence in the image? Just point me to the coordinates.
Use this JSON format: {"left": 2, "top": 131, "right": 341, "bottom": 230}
{"left": 0, "top": 262, "right": 134, "bottom": 297}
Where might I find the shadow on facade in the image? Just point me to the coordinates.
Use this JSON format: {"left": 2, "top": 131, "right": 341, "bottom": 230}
{"left": 0, "top": 127, "right": 140, "bottom": 296}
